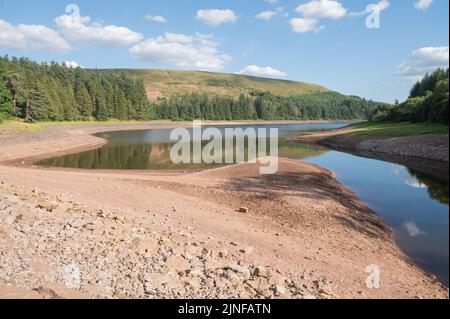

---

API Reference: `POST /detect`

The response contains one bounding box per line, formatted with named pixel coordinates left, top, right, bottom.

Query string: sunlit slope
left=120, top=69, right=330, bottom=100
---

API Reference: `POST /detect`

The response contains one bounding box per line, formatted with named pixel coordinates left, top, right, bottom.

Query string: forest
left=370, top=68, right=449, bottom=124
left=1, top=56, right=384, bottom=123
left=0, top=56, right=150, bottom=123
left=154, top=91, right=382, bottom=121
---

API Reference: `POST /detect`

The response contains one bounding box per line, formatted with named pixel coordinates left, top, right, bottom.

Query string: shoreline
left=0, top=122, right=447, bottom=299
left=287, top=126, right=449, bottom=179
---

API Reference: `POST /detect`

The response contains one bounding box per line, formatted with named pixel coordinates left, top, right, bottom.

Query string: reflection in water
left=407, top=169, right=449, bottom=205
left=39, top=139, right=328, bottom=170
left=38, top=124, right=334, bottom=170
left=305, top=152, right=449, bottom=286
left=403, top=221, right=426, bottom=237
left=37, top=123, right=449, bottom=286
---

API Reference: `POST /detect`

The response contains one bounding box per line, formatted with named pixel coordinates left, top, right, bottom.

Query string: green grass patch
left=348, top=122, right=449, bottom=138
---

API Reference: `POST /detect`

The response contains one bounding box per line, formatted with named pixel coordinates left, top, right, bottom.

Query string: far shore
left=0, top=122, right=447, bottom=299
left=287, top=123, right=449, bottom=179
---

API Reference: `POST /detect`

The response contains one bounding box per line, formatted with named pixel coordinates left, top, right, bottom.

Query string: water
left=37, top=123, right=449, bottom=285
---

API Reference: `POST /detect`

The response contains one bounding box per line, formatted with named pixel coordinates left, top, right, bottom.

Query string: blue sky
left=0, top=0, right=448, bottom=102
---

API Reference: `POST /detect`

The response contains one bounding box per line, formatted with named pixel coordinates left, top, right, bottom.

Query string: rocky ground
left=0, top=181, right=328, bottom=299
left=0, top=122, right=448, bottom=299
left=356, top=134, right=449, bottom=162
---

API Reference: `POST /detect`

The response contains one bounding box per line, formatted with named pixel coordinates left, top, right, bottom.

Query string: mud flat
left=0, top=122, right=447, bottom=299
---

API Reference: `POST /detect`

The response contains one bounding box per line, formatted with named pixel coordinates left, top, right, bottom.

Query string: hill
left=1, top=57, right=384, bottom=123
left=120, top=69, right=330, bottom=101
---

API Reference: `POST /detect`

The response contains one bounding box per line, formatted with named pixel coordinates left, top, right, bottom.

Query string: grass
left=119, top=69, right=330, bottom=99
left=347, top=122, right=449, bottom=138
left=0, top=118, right=272, bottom=133
left=0, top=119, right=160, bottom=133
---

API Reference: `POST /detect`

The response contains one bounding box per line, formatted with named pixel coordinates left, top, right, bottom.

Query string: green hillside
left=0, top=57, right=385, bottom=123
left=120, top=69, right=330, bottom=101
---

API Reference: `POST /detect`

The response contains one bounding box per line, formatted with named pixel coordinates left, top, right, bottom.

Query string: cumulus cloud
left=290, top=0, right=347, bottom=33
left=145, top=15, right=167, bottom=23
left=295, top=0, right=347, bottom=20
left=55, top=13, right=143, bottom=46
left=395, top=46, right=449, bottom=82
left=238, top=65, right=287, bottom=78
left=129, top=32, right=231, bottom=70
left=196, top=9, right=238, bottom=27
left=290, top=18, right=323, bottom=33
left=0, top=19, right=71, bottom=52
left=415, top=0, right=433, bottom=11
left=63, top=61, right=84, bottom=68
left=403, top=221, right=426, bottom=237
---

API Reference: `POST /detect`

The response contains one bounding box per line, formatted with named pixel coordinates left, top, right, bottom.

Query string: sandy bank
left=0, top=122, right=447, bottom=299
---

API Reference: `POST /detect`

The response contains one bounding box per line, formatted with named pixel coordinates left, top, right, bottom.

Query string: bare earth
left=0, top=122, right=447, bottom=299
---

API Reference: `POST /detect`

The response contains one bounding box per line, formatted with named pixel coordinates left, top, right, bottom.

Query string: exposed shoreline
left=287, top=127, right=449, bottom=179
left=0, top=122, right=447, bottom=299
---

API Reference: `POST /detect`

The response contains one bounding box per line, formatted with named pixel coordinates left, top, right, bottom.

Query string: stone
left=239, top=207, right=249, bottom=214
left=37, top=200, right=57, bottom=212
left=273, top=284, right=286, bottom=296
left=239, top=246, right=254, bottom=255
left=34, top=286, right=63, bottom=299
left=253, top=266, right=268, bottom=277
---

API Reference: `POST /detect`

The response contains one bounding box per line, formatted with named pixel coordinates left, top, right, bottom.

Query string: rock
left=239, top=246, right=254, bottom=255
left=227, top=264, right=251, bottom=280
left=218, top=249, right=228, bottom=258
left=34, top=286, right=63, bottom=299
left=273, top=284, right=286, bottom=296
left=37, top=200, right=57, bottom=212
left=303, top=294, right=317, bottom=300
left=253, top=266, right=268, bottom=278
left=239, top=207, right=249, bottom=214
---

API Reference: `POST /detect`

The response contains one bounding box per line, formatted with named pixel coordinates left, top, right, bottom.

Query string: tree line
left=0, top=56, right=151, bottom=123
left=1, top=56, right=385, bottom=123
left=370, top=68, right=449, bottom=124
left=154, top=91, right=383, bottom=121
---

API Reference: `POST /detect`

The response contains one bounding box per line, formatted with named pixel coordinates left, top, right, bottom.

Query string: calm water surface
left=38, top=123, right=449, bottom=285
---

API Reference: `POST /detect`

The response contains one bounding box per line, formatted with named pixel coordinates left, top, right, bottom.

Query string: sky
left=0, top=0, right=449, bottom=102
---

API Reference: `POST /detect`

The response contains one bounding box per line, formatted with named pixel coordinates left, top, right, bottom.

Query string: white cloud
left=145, top=15, right=167, bottom=23
left=129, top=33, right=230, bottom=70
left=403, top=221, right=426, bottom=237
left=256, top=6, right=284, bottom=21
left=63, top=61, right=84, bottom=68
left=415, top=0, right=433, bottom=11
left=256, top=11, right=278, bottom=21
left=265, top=0, right=278, bottom=5
left=238, top=65, right=287, bottom=78
left=295, top=0, right=347, bottom=20
left=411, top=47, right=449, bottom=67
left=196, top=9, right=238, bottom=27
left=0, top=19, right=71, bottom=53
left=290, top=1, right=347, bottom=33
left=395, top=46, right=449, bottom=82
left=55, top=13, right=143, bottom=46
left=290, top=18, right=323, bottom=33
